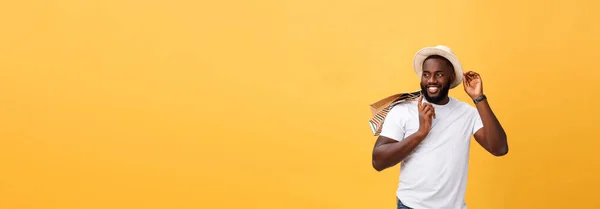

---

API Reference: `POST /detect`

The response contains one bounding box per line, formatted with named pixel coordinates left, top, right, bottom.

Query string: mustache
left=423, top=84, right=442, bottom=88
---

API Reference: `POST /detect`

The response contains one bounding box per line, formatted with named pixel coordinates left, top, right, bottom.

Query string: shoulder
left=450, top=97, right=475, bottom=109
left=385, top=101, right=415, bottom=120
left=389, top=100, right=417, bottom=114
left=450, top=97, right=480, bottom=117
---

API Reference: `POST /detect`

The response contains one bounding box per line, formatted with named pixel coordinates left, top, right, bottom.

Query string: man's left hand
left=463, top=71, right=483, bottom=100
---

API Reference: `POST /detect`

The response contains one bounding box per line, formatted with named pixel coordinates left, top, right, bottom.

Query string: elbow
left=372, top=161, right=384, bottom=172
left=371, top=156, right=386, bottom=172
left=492, top=150, right=508, bottom=157
left=491, top=135, right=509, bottom=157
left=492, top=145, right=509, bottom=157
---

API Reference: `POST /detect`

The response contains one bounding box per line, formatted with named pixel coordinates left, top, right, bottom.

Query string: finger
left=418, top=94, right=423, bottom=109
left=425, top=108, right=435, bottom=119
left=467, top=72, right=476, bottom=80
left=424, top=105, right=435, bottom=117
left=423, top=104, right=431, bottom=111
left=427, top=103, right=435, bottom=110
left=467, top=71, right=475, bottom=79
left=423, top=106, right=433, bottom=115
left=421, top=104, right=429, bottom=112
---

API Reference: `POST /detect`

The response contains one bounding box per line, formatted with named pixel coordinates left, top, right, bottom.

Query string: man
left=371, top=45, right=508, bottom=209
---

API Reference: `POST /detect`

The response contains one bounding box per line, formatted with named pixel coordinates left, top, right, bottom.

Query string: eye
left=436, top=73, right=443, bottom=77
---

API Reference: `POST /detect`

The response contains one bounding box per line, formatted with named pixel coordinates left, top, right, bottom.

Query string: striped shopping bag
left=368, top=90, right=421, bottom=136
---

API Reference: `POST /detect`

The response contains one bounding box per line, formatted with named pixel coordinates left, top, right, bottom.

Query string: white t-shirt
left=379, top=96, right=483, bottom=209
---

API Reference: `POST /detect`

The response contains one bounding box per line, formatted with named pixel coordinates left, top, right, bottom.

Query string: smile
left=427, top=86, right=440, bottom=94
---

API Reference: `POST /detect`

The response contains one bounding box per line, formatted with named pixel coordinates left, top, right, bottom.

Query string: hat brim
left=413, top=47, right=463, bottom=89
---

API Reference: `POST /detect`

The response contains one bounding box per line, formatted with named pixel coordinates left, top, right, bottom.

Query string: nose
left=427, top=74, right=437, bottom=84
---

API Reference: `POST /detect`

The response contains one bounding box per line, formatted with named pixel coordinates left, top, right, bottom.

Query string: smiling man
left=371, top=45, right=509, bottom=209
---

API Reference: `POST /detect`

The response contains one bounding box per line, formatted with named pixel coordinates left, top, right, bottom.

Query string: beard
left=420, top=83, right=450, bottom=104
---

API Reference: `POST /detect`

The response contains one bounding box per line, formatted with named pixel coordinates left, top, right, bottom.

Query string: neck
left=429, top=97, right=450, bottom=105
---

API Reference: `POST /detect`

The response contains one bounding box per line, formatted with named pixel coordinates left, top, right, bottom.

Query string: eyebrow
left=423, top=70, right=446, bottom=73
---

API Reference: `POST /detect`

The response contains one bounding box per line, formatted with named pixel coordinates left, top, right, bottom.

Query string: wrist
left=472, top=94, right=487, bottom=104
left=415, top=129, right=429, bottom=138
left=470, top=93, right=484, bottom=100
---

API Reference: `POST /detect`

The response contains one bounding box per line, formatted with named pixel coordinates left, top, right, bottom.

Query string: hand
left=463, top=71, right=483, bottom=100
left=417, top=95, right=435, bottom=135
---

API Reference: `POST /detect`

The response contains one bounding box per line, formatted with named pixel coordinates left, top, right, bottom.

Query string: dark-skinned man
left=371, top=45, right=508, bottom=209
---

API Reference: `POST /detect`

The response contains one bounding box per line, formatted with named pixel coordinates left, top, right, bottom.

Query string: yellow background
left=1, top=0, right=599, bottom=208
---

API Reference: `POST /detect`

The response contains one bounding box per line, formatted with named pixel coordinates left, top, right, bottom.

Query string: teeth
left=428, top=87, right=439, bottom=91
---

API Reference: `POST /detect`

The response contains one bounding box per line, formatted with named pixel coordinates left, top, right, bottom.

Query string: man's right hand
left=417, top=95, right=435, bottom=135
left=372, top=94, right=435, bottom=172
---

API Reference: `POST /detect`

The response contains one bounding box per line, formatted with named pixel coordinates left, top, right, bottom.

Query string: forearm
left=475, top=99, right=508, bottom=155
left=372, top=132, right=427, bottom=171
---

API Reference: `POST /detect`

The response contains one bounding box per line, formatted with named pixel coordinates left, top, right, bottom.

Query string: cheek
left=432, top=79, right=446, bottom=87
left=443, top=76, right=453, bottom=85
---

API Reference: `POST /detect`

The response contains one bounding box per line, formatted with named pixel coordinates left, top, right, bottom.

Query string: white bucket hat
left=413, top=45, right=463, bottom=89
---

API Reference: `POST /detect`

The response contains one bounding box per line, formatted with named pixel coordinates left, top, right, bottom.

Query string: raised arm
left=463, top=71, right=508, bottom=156
left=372, top=95, right=435, bottom=171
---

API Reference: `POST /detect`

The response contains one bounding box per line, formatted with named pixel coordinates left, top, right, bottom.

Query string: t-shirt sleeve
left=379, top=106, right=406, bottom=141
left=472, top=108, right=484, bottom=135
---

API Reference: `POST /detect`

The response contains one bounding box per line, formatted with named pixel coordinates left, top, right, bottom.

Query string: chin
left=427, top=93, right=439, bottom=98
left=425, top=93, right=442, bottom=101
left=424, top=94, right=444, bottom=103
